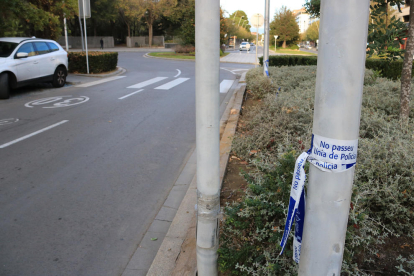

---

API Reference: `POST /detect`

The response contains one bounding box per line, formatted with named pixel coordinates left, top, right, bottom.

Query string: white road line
left=154, top=78, right=190, bottom=90
left=76, top=76, right=126, bottom=88
left=220, top=80, right=235, bottom=93
left=118, top=89, right=144, bottom=100
left=231, top=69, right=249, bottom=72
left=174, top=69, right=181, bottom=77
left=220, top=67, right=237, bottom=75
left=0, top=120, right=69, bottom=149
left=127, top=77, right=168, bottom=89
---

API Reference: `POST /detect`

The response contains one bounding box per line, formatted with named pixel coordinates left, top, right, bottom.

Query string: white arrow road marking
left=220, top=80, right=235, bottom=93
left=76, top=76, right=126, bottom=88
left=119, top=89, right=144, bottom=100
left=174, top=69, right=181, bottom=77
left=0, top=120, right=69, bottom=149
left=154, top=78, right=190, bottom=90
left=127, top=77, right=168, bottom=89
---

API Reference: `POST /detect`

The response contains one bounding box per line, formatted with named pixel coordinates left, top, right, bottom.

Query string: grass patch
left=148, top=52, right=195, bottom=59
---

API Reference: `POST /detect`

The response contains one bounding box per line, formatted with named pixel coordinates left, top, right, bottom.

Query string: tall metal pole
left=195, top=0, right=220, bottom=275
left=78, top=9, right=85, bottom=51
left=298, top=0, right=370, bottom=275
left=255, top=15, right=259, bottom=68
left=64, top=16, right=69, bottom=52
left=82, top=0, right=89, bottom=74
left=263, top=0, right=270, bottom=76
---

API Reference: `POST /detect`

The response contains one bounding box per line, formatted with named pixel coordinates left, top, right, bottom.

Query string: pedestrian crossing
left=127, top=77, right=168, bottom=89
left=77, top=75, right=236, bottom=96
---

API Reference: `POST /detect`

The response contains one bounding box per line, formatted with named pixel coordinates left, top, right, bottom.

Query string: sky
left=220, top=0, right=307, bottom=33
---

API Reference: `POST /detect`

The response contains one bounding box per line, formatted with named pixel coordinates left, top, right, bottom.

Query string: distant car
left=250, top=43, right=255, bottom=47
left=239, top=42, right=251, bottom=51
left=0, top=37, right=68, bottom=99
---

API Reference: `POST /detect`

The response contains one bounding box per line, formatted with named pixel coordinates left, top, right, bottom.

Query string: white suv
left=239, top=42, right=251, bottom=51
left=0, top=37, right=68, bottom=99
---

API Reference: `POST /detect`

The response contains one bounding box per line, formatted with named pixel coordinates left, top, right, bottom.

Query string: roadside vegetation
left=218, top=66, right=413, bottom=275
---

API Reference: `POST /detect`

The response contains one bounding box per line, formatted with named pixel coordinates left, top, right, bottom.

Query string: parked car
left=0, top=37, right=68, bottom=99
left=239, top=42, right=251, bottom=51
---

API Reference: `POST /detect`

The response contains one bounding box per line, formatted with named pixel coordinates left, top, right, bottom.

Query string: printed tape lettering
left=279, top=134, right=359, bottom=263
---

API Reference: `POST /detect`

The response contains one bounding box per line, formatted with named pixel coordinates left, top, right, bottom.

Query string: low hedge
left=68, top=52, right=118, bottom=74
left=259, top=55, right=414, bottom=80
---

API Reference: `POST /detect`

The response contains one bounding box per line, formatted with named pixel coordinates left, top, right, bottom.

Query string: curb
left=146, top=83, right=246, bottom=276
left=66, top=66, right=126, bottom=85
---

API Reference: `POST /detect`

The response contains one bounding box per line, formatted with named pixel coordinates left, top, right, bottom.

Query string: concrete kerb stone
left=66, top=66, right=126, bottom=85
left=147, top=82, right=247, bottom=276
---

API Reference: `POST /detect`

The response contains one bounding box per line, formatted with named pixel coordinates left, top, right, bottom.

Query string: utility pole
left=263, top=0, right=270, bottom=76
left=82, top=0, right=89, bottom=74
left=64, top=16, right=69, bottom=52
left=297, top=0, right=370, bottom=275
left=195, top=0, right=220, bottom=275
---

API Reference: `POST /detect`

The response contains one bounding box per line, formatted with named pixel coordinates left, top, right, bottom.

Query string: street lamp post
left=274, top=35, right=278, bottom=52
left=238, top=16, right=244, bottom=26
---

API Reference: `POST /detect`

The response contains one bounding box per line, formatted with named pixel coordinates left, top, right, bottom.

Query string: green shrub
left=259, top=56, right=414, bottom=80
left=259, top=56, right=318, bottom=67
left=68, top=52, right=118, bottom=74
left=175, top=45, right=195, bottom=54
left=219, top=66, right=414, bottom=275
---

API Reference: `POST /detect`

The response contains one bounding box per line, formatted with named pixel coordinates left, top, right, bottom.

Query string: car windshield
left=241, top=42, right=248, bottom=45
left=0, top=42, right=19, bottom=57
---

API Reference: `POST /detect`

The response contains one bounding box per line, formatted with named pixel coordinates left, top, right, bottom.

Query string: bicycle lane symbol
left=25, top=96, right=90, bottom=109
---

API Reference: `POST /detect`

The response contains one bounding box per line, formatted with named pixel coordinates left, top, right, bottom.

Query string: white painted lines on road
left=119, top=89, right=144, bottom=100
left=220, top=80, right=235, bottom=93
left=0, top=120, right=69, bottom=149
left=127, top=77, right=168, bottom=89
left=154, top=78, right=190, bottom=90
left=220, top=67, right=237, bottom=75
left=174, top=69, right=181, bottom=78
left=76, top=76, right=126, bottom=88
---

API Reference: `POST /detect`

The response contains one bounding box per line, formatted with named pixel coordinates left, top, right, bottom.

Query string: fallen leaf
left=151, top=238, right=158, bottom=241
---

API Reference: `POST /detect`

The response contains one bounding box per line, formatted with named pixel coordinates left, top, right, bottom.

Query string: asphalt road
left=0, top=52, right=253, bottom=276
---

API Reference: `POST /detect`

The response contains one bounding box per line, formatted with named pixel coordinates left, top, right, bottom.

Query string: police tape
left=279, top=134, right=359, bottom=263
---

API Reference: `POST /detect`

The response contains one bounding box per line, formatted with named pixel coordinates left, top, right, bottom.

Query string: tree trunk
left=400, top=0, right=414, bottom=123
left=148, top=11, right=153, bottom=48
left=282, top=40, right=287, bottom=48
left=127, top=23, right=131, bottom=38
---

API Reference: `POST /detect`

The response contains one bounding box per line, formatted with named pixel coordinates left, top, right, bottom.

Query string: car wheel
left=52, top=66, right=67, bottom=88
left=0, top=73, right=10, bottom=100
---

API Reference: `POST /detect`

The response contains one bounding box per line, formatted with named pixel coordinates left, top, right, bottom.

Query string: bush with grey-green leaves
left=219, top=66, right=414, bottom=275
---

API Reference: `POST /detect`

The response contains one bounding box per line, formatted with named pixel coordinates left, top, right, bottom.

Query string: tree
left=400, top=0, right=413, bottom=123
left=135, top=0, right=175, bottom=47
left=367, top=0, right=407, bottom=60
left=118, top=0, right=142, bottom=38
left=0, top=0, right=78, bottom=39
left=91, top=0, right=118, bottom=36
left=304, top=0, right=321, bottom=18
left=306, top=20, right=319, bottom=41
left=269, top=6, right=300, bottom=48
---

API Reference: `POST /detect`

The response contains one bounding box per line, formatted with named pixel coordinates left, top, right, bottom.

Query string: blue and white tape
left=265, top=59, right=270, bottom=77
left=279, top=134, right=359, bottom=263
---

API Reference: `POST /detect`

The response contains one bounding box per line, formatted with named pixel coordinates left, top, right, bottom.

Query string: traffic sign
left=251, top=13, right=264, bottom=28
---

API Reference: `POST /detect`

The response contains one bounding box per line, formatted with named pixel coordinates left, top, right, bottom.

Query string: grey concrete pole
left=195, top=0, right=220, bottom=275
left=263, top=0, right=270, bottom=76
left=298, top=0, right=370, bottom=275
left=64, top=17, right=69, bottom=52
left=78, top=8, right=85, bottom=51
left=82, top=0, right=89, bottom=74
